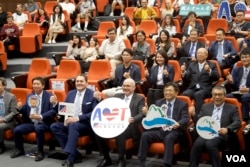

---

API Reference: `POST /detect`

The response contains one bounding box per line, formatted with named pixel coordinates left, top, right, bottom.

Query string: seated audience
left=50, top=74, right=99, bottom=167
left=110, top=0, right=125, bottom=16
left=133, top=0, right=158, bottom=25
left=12, top=3, right=28, bottom=30
left=58, top=0, right=76, bottom=19
left=102, top=48, right=141, bottom=97
left=160, top=0, right=174, bottom=19
left=80, top=37, right=98, bottom=72
left=176, top=29, right=205, bottom=65
left=0, top=4, right=7, bottom=32
left=0, top=15, right=20, bottom=53
left=182, top=11, right=204, bottom=43
left=189, top=86, right=241, bottom=167
left=0, top=77, right=18, bottom=154
left=132, top=30, right=150, bottom=65
left=229, top=10, right=250, bottom=46
left=138, top=82, right=189, bottom=167
left=34, top=8, right=49, bottom=32
left=208, top=28, right=236, bottom=70
left=96, top=78, right=145, bottom=167
left=117, top=15, right=134, bottom=40
left=10, top=77, right=55, bottom=162
left=158, top=14, right=176, bottom=38
left=47, top=5, right=65, bottom=44
left=62, top=35, right=85, bottom=60
left=239, top=27, right=250, bottom=54
left=98, top=28, right=126, bottom=74
left=226, top=48, right=250, bottom=123
left=155, top=30, right=174, bottom=59
left=23, top=0, right=38, bottom=19
left=181, top=48, right=219, bottom=114
left=146, top=50, right=174, bottom=106
left=72, top=0, right=96, bottom=32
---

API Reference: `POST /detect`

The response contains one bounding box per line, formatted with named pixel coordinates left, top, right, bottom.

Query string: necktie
left=75, top=93, right=82, bottom=116
left=217, top=43, right=223, bottom=64
left=189, top=42, right=195, bottom=57
left=36, top=95, right=41, bottom=114
left=166, top=103, right=172, bottom=118
left=0, top=96, right=3, bottom=102
left=241, top=68, right=249, bottom=87
left=0, top=96, right=4, bottom=117
left=244, top=68, right=249, bottom=79
left=212, top=107, right=220, bottom=122
left=199, top=64, right=203, bottom=72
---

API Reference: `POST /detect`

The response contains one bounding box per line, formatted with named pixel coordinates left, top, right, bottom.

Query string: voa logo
left=226, top=155, right=247, bottom=163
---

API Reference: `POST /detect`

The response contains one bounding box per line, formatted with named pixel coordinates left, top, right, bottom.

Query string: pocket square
left=86, top=102, right=92, bottom=105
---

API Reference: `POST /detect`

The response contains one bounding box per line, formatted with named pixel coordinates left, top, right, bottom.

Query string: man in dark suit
left=0, top=77, right=18, bottom=154
left=50, top=74, right=98, bottom=167
left=181, top=48, right=219, bottom=114
left=138, top=82, right=189, bottom=167
left=208, top=28, right=236, bottom=69
left=176, top=29, right=205, bottom=66
left=96, top=78, right=145, bottom=167
left=102, top=48, right=141, bottom=97
left=10, top=77, right=54, bottom=161
left=226, top=48, right=250, bottom=123
left=189, top=86, right=241, bottom=167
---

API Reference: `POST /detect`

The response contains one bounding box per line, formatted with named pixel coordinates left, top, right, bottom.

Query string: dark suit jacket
left=195, top=102, right=241, bottom=142
left=147, top=64, right=174, bottom=88
left=208, top=40, right=236, bottom=66
left=64, top=88, right=97, bottom=122
left=115, top=93, right=145, bottom=141
left=2, top=92, right=18, bottom=126
left=113, top=63, right=141, bottom=87
left=156, top=98, right=189, bottom=131
left=231, top=66, right=250, bottom=91
left=182, top=21, right=204, bottom=37
left=20, top=90, right=54, bottom=124
left=183, top=61, right=220, bottom=90
left=177, top=41, right=205, bottom=59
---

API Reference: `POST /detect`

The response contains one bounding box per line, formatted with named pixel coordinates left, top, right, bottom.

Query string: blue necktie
left=217, top=43, right=223, bottom=64
left=189, top=42, right=195, bottom=57
left=166, top=103, right=172, bottom=118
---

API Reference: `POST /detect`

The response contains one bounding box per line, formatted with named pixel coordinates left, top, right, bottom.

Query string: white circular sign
left=91, top=97, right=131, bottom=138
left=196, top=116, right=220, bottom=140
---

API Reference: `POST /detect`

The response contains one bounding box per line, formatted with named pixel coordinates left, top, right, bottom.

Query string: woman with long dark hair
left=62, top=34, right=84, bottom=60
left=117, top=15, right=134, bottom=39
left=156, top=30, right=174, bottom=58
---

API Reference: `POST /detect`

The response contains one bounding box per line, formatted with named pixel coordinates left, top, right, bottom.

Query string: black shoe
left=74, top=154, right=83, bottom=163
left=97, top=158, right=112, bottom=167
left=62, top=160, right=74, bottom=167
left=118, top=159, right=126, bottom=167
left=164, top=163, right=171, bottom=167
left=0, top=144, right=6, bottom=154
left=35, top=151, right=44, bottom=161
left=10, top=149, right=25, bottom=158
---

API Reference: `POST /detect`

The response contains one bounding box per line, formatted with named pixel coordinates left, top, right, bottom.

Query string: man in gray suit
left=0, top=77, right=18, bottom=154
left=96, top=78, right=145, bottom=167
left=189, top=86, right=241, bottom=167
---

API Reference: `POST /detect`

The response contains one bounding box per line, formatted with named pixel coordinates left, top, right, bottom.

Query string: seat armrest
left=67, top=78, right=76, bottom=90
left=98, top=78, right=113, bottom=90
left=11, top=74, right=28, bottom=88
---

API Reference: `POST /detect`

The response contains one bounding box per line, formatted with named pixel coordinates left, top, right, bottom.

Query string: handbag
left=44, top=32, right=49, bottom=43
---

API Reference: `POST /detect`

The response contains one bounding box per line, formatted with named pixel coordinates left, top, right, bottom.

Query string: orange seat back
left=57, top=60, right=81, bottom=79
left=47, top=90, right=66, bottom=102
left=44, top=1, right=58, bottom=16
left=168, top=60, right=182, bottom=82
left=88, top=60, right=112, bottom=81
left=95, top=21, right=116, bottom=37
left=131, top=60, right=146, bottom=81
left=138, top=20, right=158, bottom=37
left=206, top=18, right=228, bottom=34
left=124, top=7, right=135, bottom=20
left=10, top=88, right=32, bottom=104
left=22, top=23, right=40, bottom=36
left=27, top=58, right=51, bottom=89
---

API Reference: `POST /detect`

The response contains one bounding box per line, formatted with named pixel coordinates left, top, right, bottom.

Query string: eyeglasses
left=212, top=93, right=224, bottom=97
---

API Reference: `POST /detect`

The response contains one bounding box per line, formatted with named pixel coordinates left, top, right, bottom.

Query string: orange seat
left=168, top=60, right=182, bottom=83
left=206, top=18, right=228, bottom=34
left=108, top=138, right=134, bottom=150
left=23, top=131, right=53, bottom=143
left=0, top=41, right=7, bottom=71
left=145, top=38, right=156, bottom=55
left=87, top=60, right=112, bottom=91
left=138, top=20, right=158, bottom=38
left=92, top=21, right=116, bottom=40
left=131, top=60, right=146, bottom=94
left=44, top=1, right=58, bottom=16
left=49, top=60, right=81, bottom=93
left=208, top=59, right=224, bottom=86
left=12, top=58, right=51, bottom=89
left=170, top=38, right=180, bottom=56
left=4, top=129, right=14, bottom=140
left=77, top=135, right=91, bottom=147
left=96, top=0, right=109, bottom=15
left=124, top=7, right=135, bottom=21
left=173, top=19, right=181, bottom=33
left=46, top=90, right=67, bottom=102
left=19, top=23, right=42, bottom=54
left=123, top=38, right=132, bottom=49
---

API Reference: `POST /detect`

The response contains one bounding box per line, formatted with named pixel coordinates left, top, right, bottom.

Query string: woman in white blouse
left=47, top=5, right=65, bottom=44
left=117, top=15, right=134, bottom=39
left=158, top=14, right=176, bottom=37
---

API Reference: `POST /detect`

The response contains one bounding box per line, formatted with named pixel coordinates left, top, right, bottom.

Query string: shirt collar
left=214, top=103, right=224, bottom=110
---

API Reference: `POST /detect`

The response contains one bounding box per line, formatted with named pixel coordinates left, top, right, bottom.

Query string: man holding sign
left=0, top=77, right=18, bottom=154
left=50, top=74, right=98, bottom=167
left=138, top=82, right=189, bottom=167
left=10, top=77, right=55, bottom=161
left=189, top=86, right=241, bottom=167
left=94, top=78, right=145, bottom=167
